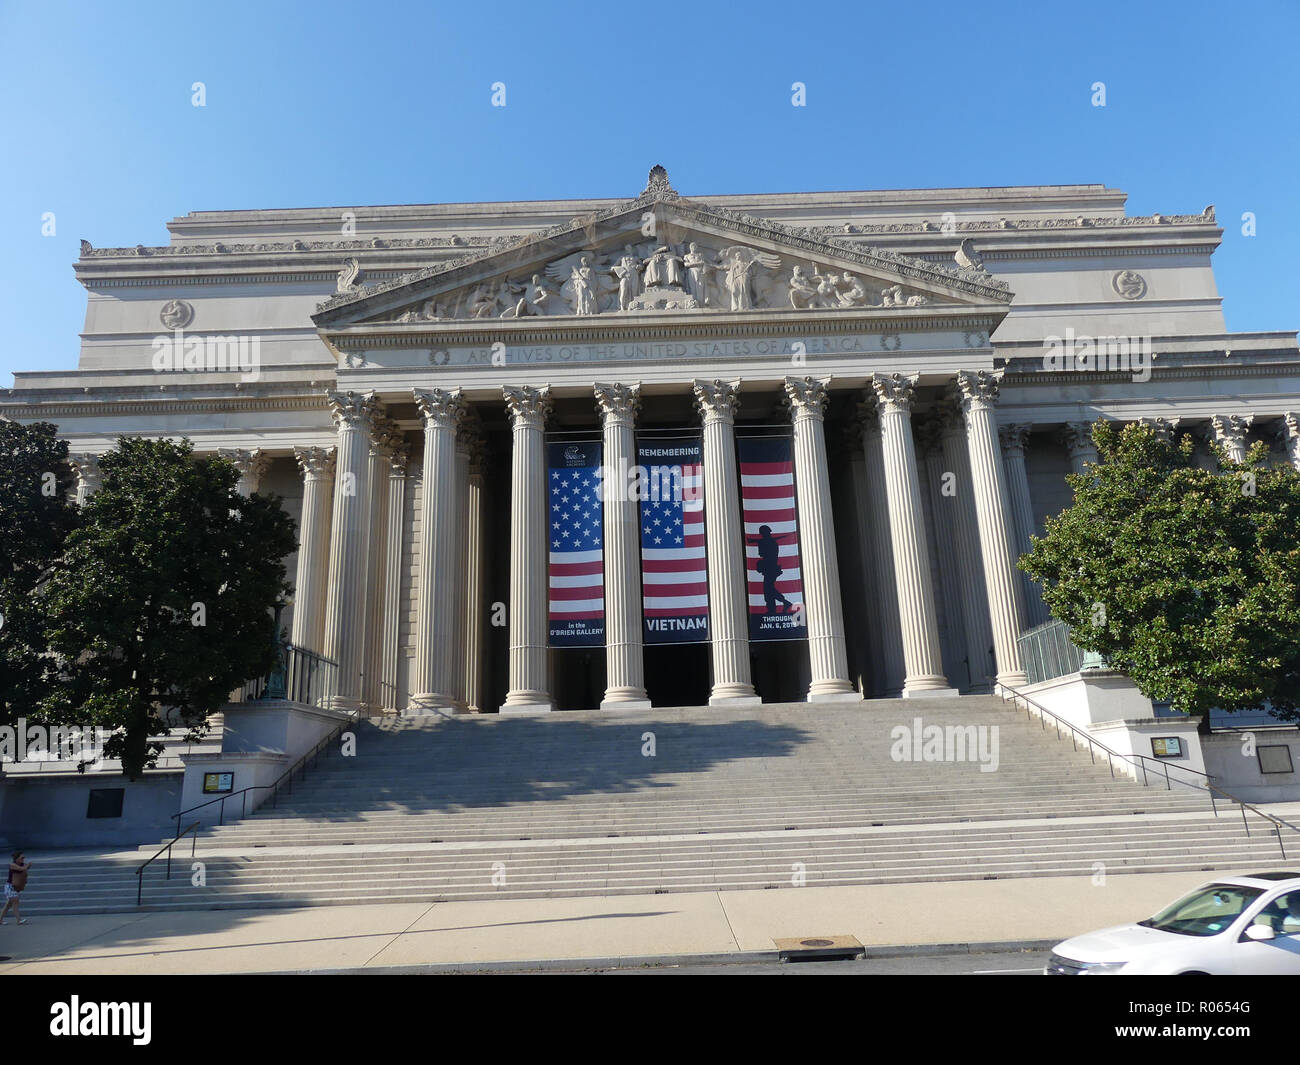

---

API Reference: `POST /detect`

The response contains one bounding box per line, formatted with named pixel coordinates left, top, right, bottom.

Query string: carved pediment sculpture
left=315, top=169, right=1011, bottom=330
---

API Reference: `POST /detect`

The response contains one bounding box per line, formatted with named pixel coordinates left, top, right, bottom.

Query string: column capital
left=870, top=372, right=918, bottom=413
left=693, top=378, right=741, bottom=423
left=998, top=423, right=1032, bottom=458
left=1138, top=416, right=1182, bottom=444
left=1211, top=413, right=1253, bottom=447
left=841, top=415, right=865, bottom=452
left=1283, top=412, right=1300, bottom=439
left=384, top=431, right=411, bottom=473
left=502, top=384, right=551, bottom=429
left=219, top=447, right=273, bottom=484
left=68, top=452, right=101, bottom=481
left=326, top=390, right=380, bottom=430
left=593, top=382, right=642, bottom=426
left=954, top=368, right=1003, bottom=410
left=783, top=376, right=831, bottom=420
left=293, top=445, right=336, bottom=479
left=415, top=387, right=466, bottom=430
left=1059, top=421, right=1097, bottom=459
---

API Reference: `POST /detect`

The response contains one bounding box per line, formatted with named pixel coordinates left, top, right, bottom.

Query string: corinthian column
left=998, top=423, right=1048, bottom=627
left=322, top=391, right=378, bottom=711
left=291, top=446, right=336, bottom=654
left=409, top=388, right=465, bottom=712
left=694, top=379, right=759, bottom=706
left=449, top=419, right=473, bottom=707
left=1278, top=414, right=1300, bottom=471
left=857, top=406, right=906, bottom=696
left=937, top=401, right=995, bottom=692
left=869, top=374, right=956, bottom=697
left=500, top=385, right=555, bottom=715
left=378, top=434, right=409, bottom=713
left=917, top=416, right=964, bottom=682
left=784, top=376, right=857, bottom=702
left=956, top=370, right=1029, bottom=688
left=219, top=448, right=272, bottom=496
left=1211, top=414, right=1254, bottom=464
left=595, top=382, right=651, bottom=710
left=361, top=418, right=397, bottom=712
left=464, top=438, right=489, bottom=713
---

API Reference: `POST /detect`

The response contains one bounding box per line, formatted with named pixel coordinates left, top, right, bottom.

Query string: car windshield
left=1139, top=884, right=1265, bottom=937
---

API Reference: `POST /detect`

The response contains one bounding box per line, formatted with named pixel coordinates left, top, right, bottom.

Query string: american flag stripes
left=547, top=440, right=605, bottom=646
left=637, top=437, right=709, bottom=644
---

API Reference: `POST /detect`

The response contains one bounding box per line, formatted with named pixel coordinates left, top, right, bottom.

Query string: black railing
left=136, top=821, right=201, bottom=906
left=167, top=708, right=358, bottom=834
left=995, top=681, right=1300, bottom=859
left=238, top=644, right=339, bottom=707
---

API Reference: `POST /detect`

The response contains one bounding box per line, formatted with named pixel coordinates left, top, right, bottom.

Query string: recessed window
left=86, top=788, right=124, bottom=819
left=1258, top=746, right=1295, bottom=775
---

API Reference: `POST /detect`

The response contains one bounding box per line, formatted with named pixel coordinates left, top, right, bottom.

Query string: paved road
left=481, top=950, right=1052, bottom=975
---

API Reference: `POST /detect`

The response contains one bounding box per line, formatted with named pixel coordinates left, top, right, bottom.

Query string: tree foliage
left=1020, top=420, right=1300, bottom=718
left=39, top=437, right=296, bottom=778
left=0, top=420, right=78, bottom=724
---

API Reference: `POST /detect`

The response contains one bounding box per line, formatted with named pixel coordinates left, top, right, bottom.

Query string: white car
left=1047, top=871, right=1300, bottom=975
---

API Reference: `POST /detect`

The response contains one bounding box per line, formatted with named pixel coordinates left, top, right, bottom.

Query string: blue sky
left=2, top=0, right=1297, bottom=380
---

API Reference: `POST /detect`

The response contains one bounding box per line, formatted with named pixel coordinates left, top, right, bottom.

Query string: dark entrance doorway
left=644, top=642, right=710, bottom=708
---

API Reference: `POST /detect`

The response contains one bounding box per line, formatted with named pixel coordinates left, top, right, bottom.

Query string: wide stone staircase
left=21, top=697, right=1289, bottom=914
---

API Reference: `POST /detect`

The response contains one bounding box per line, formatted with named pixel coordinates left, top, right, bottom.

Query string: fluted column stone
left=322, top=391, right=379, bottom=712
left=1279, top=414, right=1300, bottom=471
left=464, top=439, right=489, bottom=713
left=784, top=376, right=857, bottom=702
left=291, top=446, right=336, bottom=655
left=937, top=402, right=996, bottom=692
left=595, top=383, right=651, bottom=710
left=694, top=379, right=759, bottom=706
left=998, top=423, right=1049, bottom=627
left=409, top=388, right=465, bottom=712
left=500, top=385, right=555, bottom=715
left=957, top=370, right=1029, bottom=688
left=870, top=373, right=957, bottom=697
left=378, top=436, right=409, bottom=713
left=69, top=453, right=101, bottom=505
left=857, top=406, right=907, bottom=696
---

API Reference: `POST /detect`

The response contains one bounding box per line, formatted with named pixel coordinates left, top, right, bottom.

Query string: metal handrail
left=168, top=709, right=358, bottom=832
left=995, top=681, right=1300, bottom=859
left=136, top=820, right=201, bottom=906
left=994, top=681, right=1214, bottom=789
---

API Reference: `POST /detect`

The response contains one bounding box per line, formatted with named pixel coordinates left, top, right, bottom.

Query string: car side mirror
left=1245, top=924, right=1276, bottom=942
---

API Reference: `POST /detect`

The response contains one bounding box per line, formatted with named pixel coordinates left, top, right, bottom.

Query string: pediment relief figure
left=366, top=235, right=943, bottom=326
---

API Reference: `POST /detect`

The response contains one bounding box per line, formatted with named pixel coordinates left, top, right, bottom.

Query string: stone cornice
left=326, top=304, right=1008, bottom=353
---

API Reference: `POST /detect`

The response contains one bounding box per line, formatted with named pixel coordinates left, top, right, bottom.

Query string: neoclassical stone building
left=8, top=167, right=1299, bottom=720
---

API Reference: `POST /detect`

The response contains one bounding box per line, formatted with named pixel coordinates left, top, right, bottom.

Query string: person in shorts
left=1, top=851, right=31, bottom=925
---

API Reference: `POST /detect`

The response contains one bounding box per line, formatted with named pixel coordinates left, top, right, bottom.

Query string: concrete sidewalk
left=0, top=869, right=1237, bottom=974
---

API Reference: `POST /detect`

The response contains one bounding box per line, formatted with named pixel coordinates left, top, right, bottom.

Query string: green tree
left=40, top=437, right=297, bottom=778
left=1020, top=420, right=1300, bottom=718
left=0, top=420, right=78, bottom=725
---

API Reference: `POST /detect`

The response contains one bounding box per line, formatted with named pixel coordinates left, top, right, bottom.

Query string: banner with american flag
left=637, top=437, right=709, bottom=645
left=738, top=435, right=806, bottom=642
left=547, top=440, right=604, bottom=647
